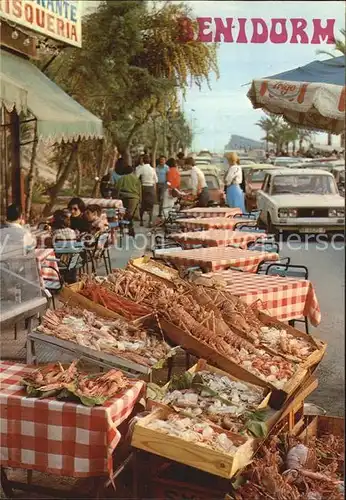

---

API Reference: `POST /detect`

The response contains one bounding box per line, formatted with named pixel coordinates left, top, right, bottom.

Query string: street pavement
left=278, top=235, right=345, bottom=416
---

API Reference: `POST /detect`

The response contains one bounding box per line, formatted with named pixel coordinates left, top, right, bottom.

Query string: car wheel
left=267, top=214, right=278, bottom=240
left=257, top=213, right=266, bottom=229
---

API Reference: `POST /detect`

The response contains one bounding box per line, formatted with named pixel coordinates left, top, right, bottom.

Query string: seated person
left=0, top=204, right=36, bottom=258
left=51, top=210, right=77, bottom=245
left=67, top=197, right=89, bottom=234
left=84, top=204, right=109, bottom=235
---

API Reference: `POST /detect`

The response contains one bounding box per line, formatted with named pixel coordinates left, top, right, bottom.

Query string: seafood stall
left=27, top=306, right=178, bottom=379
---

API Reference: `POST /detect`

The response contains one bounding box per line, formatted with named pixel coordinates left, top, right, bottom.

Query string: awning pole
left=10, top=109, right=22, bottom=211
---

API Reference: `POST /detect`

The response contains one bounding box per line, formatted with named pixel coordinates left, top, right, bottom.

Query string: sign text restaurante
left=0, top=0, right=82, bottom=47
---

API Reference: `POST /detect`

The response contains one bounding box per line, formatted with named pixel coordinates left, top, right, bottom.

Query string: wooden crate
left=131, top=406, right=254, bottom=479
left=129, top=257, right=184, bottom=288
left=230, top=310, right=326, bottom=371
left=59, top=282, right=152, bottom=325
left=148, top=358, right=272, bottom=412
left=295, top=415, right=344, bottom=473
left=159, top=317, right=308, bottom=405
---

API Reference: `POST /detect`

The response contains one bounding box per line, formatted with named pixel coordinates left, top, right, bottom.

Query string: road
left=279, top=236, right=345, bottom=415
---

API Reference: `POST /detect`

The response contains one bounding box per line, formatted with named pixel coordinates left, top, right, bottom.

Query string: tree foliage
left=36, top=0, right=218, bottom=209
left=256, top=115, right=312, bottom=153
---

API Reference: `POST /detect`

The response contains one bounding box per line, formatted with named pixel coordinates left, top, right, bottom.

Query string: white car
left=256, top=168, right=345, bottom=235
left=273, top=157, right=303, bottom=167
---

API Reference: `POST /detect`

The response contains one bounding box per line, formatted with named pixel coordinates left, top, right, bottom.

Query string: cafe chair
left=247, top=241, right=280, bottom=253
left=40, top=265, right=64, bottom=309
left=86, top=231, right=112, bottom=275
left=256, top=256, right=291, bottom=275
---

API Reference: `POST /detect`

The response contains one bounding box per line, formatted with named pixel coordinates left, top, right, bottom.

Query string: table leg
left=132, top=450, right=138, bottom=500
left=1, top=467, right=14, bottom=499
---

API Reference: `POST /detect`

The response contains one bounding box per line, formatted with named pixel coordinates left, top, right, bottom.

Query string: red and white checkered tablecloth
left=162, top=246, right=279, bottom=273
left=181, top=207, right=241, bottom=218
left=177, top=217, right=251, bottom=231
left=35, top=249, right=60, bottom=286
left=0, top=361, right=145, bottom=478
left=82, top=198, right=123, bottom=209
left=171, top=229, right=267, bottom=249
left=204, top=270, right=321, bottom=326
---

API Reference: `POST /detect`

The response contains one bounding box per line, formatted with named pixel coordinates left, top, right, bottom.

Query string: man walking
left=156, top=155, right=169, bottom=218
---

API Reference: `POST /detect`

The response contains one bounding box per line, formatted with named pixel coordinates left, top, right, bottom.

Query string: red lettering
left=236, top=18, right=248, bottom=43
left=24, top=3, right=33, bottom=23
left=56, top=18, right=64, bottom=36
left=66, top=21, right=70, bottom=38
left=197, top=17, right=213, bottom=42
left=71, top=25, right=77, bottom=42
left=214, top=17, right=233, bottom=43
left=35, top=8, right=45, bottom=28
left=311, top=19, right=335, bottom=44
left=290, top=18, right=309, bottom=44
left=12, top=0, right=22, bottom=18
left=251, top=18, right=268, bottom=43
left=46, top=13, right=54, bottom=32
left=270, top=19, right=288, bottom=43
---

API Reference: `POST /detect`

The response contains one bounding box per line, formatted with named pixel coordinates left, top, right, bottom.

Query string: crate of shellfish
left=228, top=310, right=326, bottom=372
left=131, top=406, right=255, bottom=479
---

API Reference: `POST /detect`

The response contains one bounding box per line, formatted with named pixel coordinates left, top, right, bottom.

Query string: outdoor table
left=204, top=269, right=321, bottom=326
left=177, top=217, right=251, bottom=231
left=0, top=360, right=145, bottom=480
left=170, top=229, right=268, bottom=249
left=180, top=207, right=241, bottom=218
left=35, top=249, right=60, bottom=287
left=161, top=246, right=279, bottom=273
left=82, top=198, right=124, bottom=209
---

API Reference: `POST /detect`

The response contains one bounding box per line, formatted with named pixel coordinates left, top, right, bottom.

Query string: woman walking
left=224, top=152, right=245, bottom=213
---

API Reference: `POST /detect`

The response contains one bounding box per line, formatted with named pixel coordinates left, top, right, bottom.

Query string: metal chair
left=53, top=243, right=87, bottom=282
left=265, top=263, right=310, bottom=334
left=40, top=265, right=64, bottom=309
left=234, top=223, right=262, bottom=232
left=86, top=231, right=112, bottom=275
left=233, top=213, right=257, bottom=220
left=248, top=241, right=280, bottom=253
left=256, top=256, right=291, bottom=274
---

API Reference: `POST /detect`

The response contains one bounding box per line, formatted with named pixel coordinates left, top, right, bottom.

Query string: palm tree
left=317, top=28, right=345, bottom=58
left=317, top=29, right=345, bottom=148
left=256, top=115, right=281, bottom=151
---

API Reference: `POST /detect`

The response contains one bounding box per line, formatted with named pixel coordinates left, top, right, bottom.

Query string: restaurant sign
left=0, top=0, right=82, bottom=48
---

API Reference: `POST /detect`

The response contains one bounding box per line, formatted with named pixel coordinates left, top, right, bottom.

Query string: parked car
left=273, top=157, right=305, bottom=167
left=332, top=166, right=345, bottom=197
left=256, top=168, right=345, bottom=235
left=180, top=169, right=225, bottom=205
left=244, top=164, right=278, bottom=211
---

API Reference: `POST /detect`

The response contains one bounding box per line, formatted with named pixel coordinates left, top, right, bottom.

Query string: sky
left=83, top=1, right=345, bottom=152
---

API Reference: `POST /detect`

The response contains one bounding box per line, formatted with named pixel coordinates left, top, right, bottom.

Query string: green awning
left=0, top=49, right=103, bottom=143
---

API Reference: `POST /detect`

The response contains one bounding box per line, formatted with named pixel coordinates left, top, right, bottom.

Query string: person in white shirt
left=136, top=154, right=158, bottom=227
left=224, top=152, right=245, bottom=212
left=0, top=204, right=36, bottom=260
left=184, top=157, right=210, bottom=207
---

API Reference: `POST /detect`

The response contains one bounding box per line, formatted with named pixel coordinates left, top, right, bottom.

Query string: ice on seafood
left=145, top=413, right=239, bottom=454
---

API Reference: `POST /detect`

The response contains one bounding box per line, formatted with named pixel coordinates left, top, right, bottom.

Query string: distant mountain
left=225, top=135, right=265, bottom=151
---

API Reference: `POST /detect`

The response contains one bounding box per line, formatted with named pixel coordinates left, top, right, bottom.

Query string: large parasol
left=247, top=56, right=345, bottom=134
